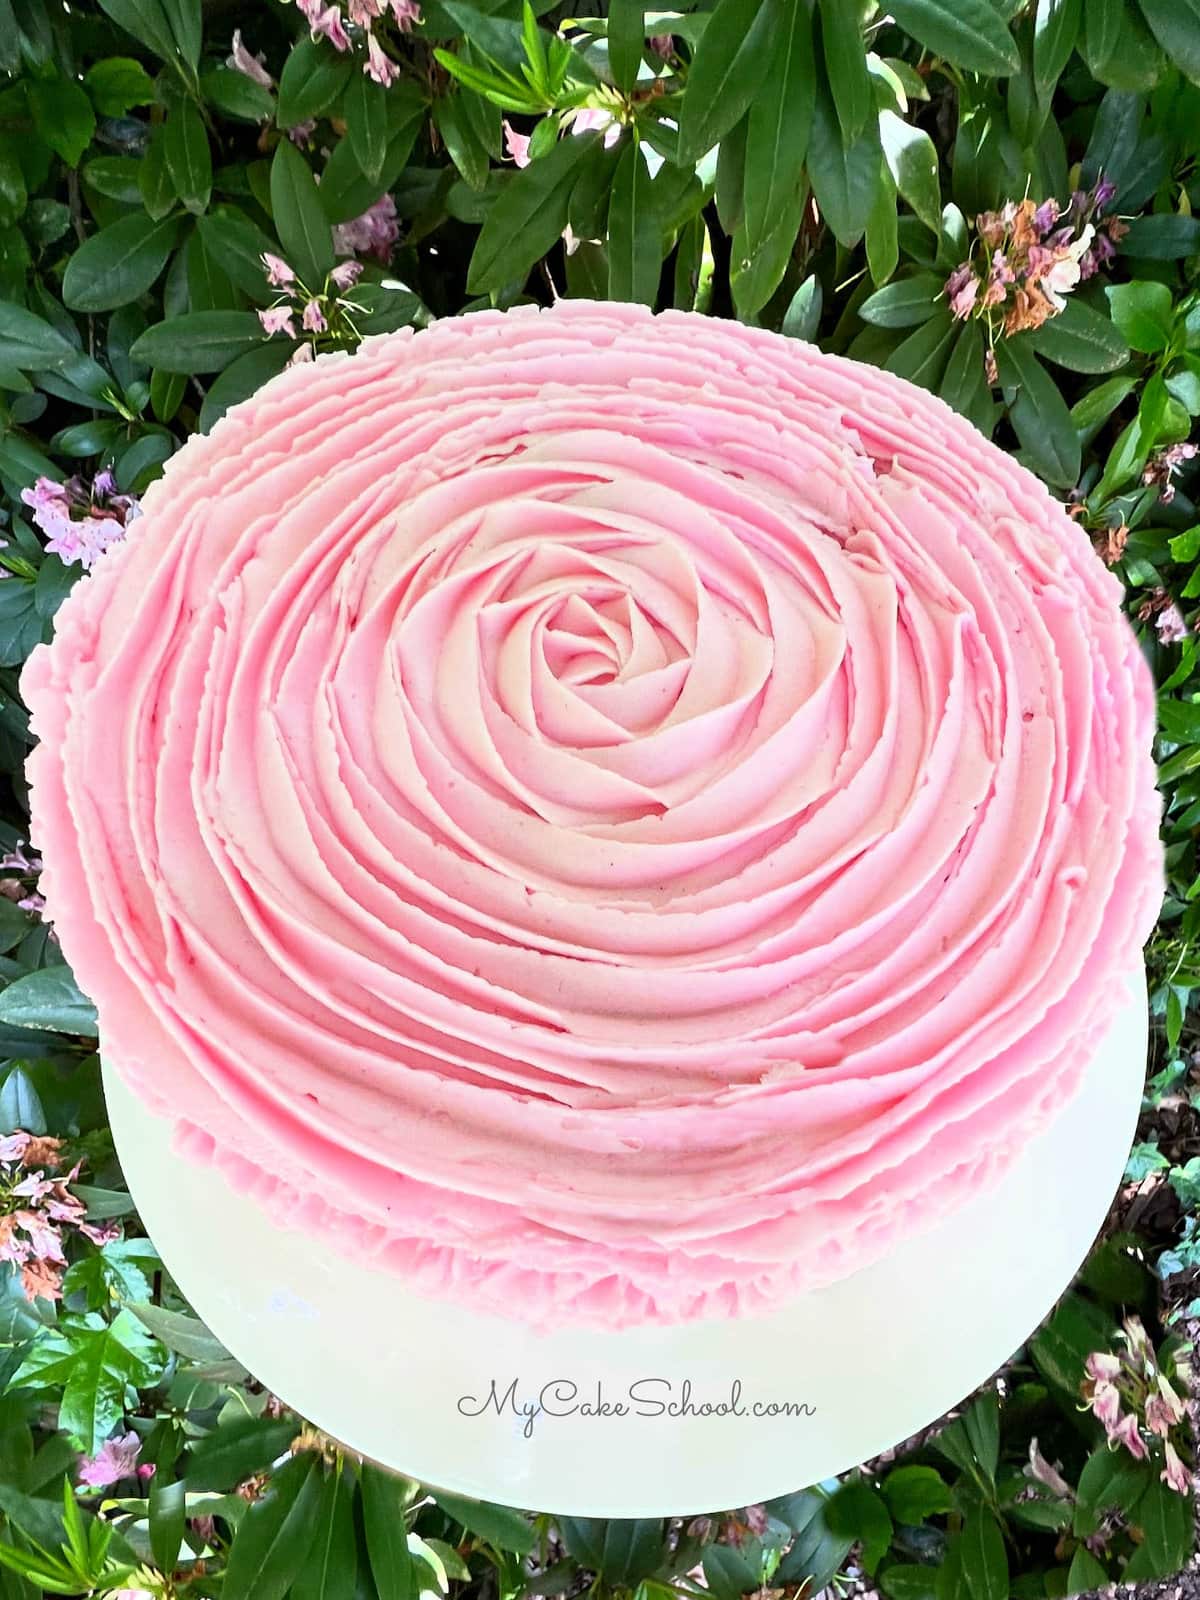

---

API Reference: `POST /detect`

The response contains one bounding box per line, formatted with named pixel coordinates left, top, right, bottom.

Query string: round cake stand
left=103, top=969, right=1147, bottom=1518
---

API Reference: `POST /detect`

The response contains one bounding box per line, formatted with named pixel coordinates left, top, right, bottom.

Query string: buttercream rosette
left=23, top=301, right=1162, bottom=1328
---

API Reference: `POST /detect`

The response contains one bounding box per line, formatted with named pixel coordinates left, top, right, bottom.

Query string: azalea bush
left=0, top=0, right=1198, bottom=1595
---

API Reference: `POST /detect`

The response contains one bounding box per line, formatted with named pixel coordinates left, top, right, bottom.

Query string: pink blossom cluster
left=1136, top=586, right=1195, bottom=645
left=0, top=838, right=46, bottom=918
left=77, top=1429, right=155, bottom=1490
left=258, top=252, right=367, bottom=362
left=1142, top=441, right=1198, bottom=506
left=1081, top=1316, right=1192, bottom=1495
left=0, top=1131, right=118, bottom=1304
left=291, top=0, right=421, bottom=87
left=331, top=193, right=400, bottom=263
left=944, top=178, right=1125, bottom=380
left=20, top=471, right=140, bottom=572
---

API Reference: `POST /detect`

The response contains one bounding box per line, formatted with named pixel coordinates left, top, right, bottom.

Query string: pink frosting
left=22, top=301, right=1162, bottom=1328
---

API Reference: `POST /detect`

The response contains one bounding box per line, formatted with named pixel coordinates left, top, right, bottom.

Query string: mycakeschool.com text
left=456, top=1379, right=817, bottom=1438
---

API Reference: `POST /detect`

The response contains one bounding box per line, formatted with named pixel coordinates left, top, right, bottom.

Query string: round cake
left=22, top=301, right=1162, bottom=1328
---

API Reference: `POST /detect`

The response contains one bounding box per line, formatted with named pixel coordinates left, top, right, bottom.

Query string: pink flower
left=229, top=30, right=274, bottom=89
left=945, top=264, right=978, bottom=319
left=76, top=516, right=125, bottom=570
left=137, top=1461, right=157, bottom=1481
left=1032, top=198, right=1060, bottom=235
left=1155, top=602, right=1188, bottom=644
left=299, top=0, right=351, bottom=50
left=1146, top=1393, right=1175, bottom=1437
left=365, top=32, right=400, bottom=84
left=332, top=193, right=399, bottom=262
left=262, top=253, right=296, bottom=288
left=1041, top=225, right=1092, bottom=311
left=330, top=260, right=363, bottom=290
left=10, top=1171, right=53, bottom=1201
left=259, top=306, right=297, bottom=338
left=649, top=34, right=673, bottom=58
left=0, top=1132, right=30, bottom=1164
left=288, top=344, right=315, bottom=366
left=1161, top=1440, right=1191, bottom=1495
left=1110, top=1412, right=1148, bottom=1461
left=348, top=0, right=382, bottom=19
left=1089, top=1379, right=1121, bottom=1429
left=568, top=107, right=621, bottom=147
left=288, top=120, right=317, bottom=146
left=302, top=299, right=327, bottom=333
left=387, top=0, right=422, bottom=29
left=78, top=1430, right=142, bottom=1489
left=503, top=120, right=532, bottom=168
left=112, top=1590, right=155, bottom=1600
left=1084, top=1351, right=1122, bottom=1382
left=14, top=1210, right=65, bottom=1262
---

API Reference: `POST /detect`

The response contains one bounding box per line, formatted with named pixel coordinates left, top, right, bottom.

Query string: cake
left=21, top=301, right=1163, bottom=1328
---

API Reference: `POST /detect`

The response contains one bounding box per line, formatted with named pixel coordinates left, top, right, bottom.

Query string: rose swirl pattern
left=23, top=301, right=1161, bottom=1327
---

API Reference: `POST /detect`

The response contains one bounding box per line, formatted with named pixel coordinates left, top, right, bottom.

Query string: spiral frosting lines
left=22, top=300, right=1162, bottom=1328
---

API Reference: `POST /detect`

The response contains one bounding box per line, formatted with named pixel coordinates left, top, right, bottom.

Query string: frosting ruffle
left=22, top=301, right=1163, bottom=1328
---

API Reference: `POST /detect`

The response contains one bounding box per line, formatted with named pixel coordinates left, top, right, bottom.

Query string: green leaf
left=743, top=0, right=815, bottom=250
left=1135, top=0, right=1200, bottom=80
left=1119, top=213, right=1200, bottom=257
left=139, top=128, right=178, bottom=221
left=1066, top=1547, right=1108, bottom=1592
left=1073, top=1444, right=1152, bottom=1535
left=880, top=1566, right=938, bottom=1600
left=879, top=110, right=941, bottom=233
left=467, top=132, right=598, bottom=293
left=127, top=1302, right=237, bottom=1365
left=223, top=1452, right=322, bottom=1600
left=732, top=180, right=806, bottom=317
left=27, top=76, right=96, bottom=168
left=83, top=57, right=156, bottom=116
left=270, top=140, right=334, bottom=288
left=1125, top=1475, right=1193, bottom=1579
left=149, top=1475, right=186, bottom=1577
left=1029, top=297, right=1130, bottom=372
left=885, top=307, right=956, bottom=389
left=865, top=163, right=899, bottom=285
left=435, top=94, right=491, bottom=191
left=294, top=1468, right=357, bottom=1600
left=62, top=213, right=180, bottom=313
left=159, top=0, right=201, bottom=74
left=556, top=1518, right=665, bottom=1585
left=164, top=101, right=211, bottom=214
left=277, top=34, right=354, bottom=129
left=881, top=1465, right=954, bottom=1524
left=675, top=0, right=779, bottom=164
left=782, top=273, right=822, bottom=340
left=861, top=270, right=943, bottom=326
left=185, top=1416, right=300, bottom=1492
left=0, top=1067, right=46, bottom=1136
left=201, top=65, right=275, bottom=123
left=808, top=71, right=881, bottom=245
left=939, top=319, right=986, bottom=416
left=960, top=1510, right=1007, bottom=1600
left=346, top=73, right=389, bottom=181
left=0, top=966, right=97, bottom=1035
left=820, top=0, right=871, bottom=140
left=608, top=0, right=644, bottom=95
left=96, top=0, right=180, bottom=70
left=1033, top=0, right=1081, bottom=94
left=607, top=141, right=660, bottom=305
left=0, top=305, right=77, bottom=369
left=436, top=1492, right=536, bottom=1558
left=19, top=1311, right=166, bottom=1454
left=196, top=206, right=277, bottom=304
left=1105, top=280, right=1175, bottom=352
left=824, top=1482, right=893, bottom=1577
left=996, top=337, right=1080, bottom=486
left=1029, top=1291, right=1116, bottom=1396
left=199, top=340, right=296, bottom=431
left=361, top=1461, right=416, bottom=1600
left=884, top=0, right=1019, bottom=73
left=130, top=310, right=264, bottom=374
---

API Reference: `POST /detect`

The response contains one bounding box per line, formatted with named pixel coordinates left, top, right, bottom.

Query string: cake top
left=22, top=301, right=1162, bottom=1326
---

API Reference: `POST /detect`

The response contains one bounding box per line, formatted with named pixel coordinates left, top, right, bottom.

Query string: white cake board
left=104, top=969, right=1147, bottom=1517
